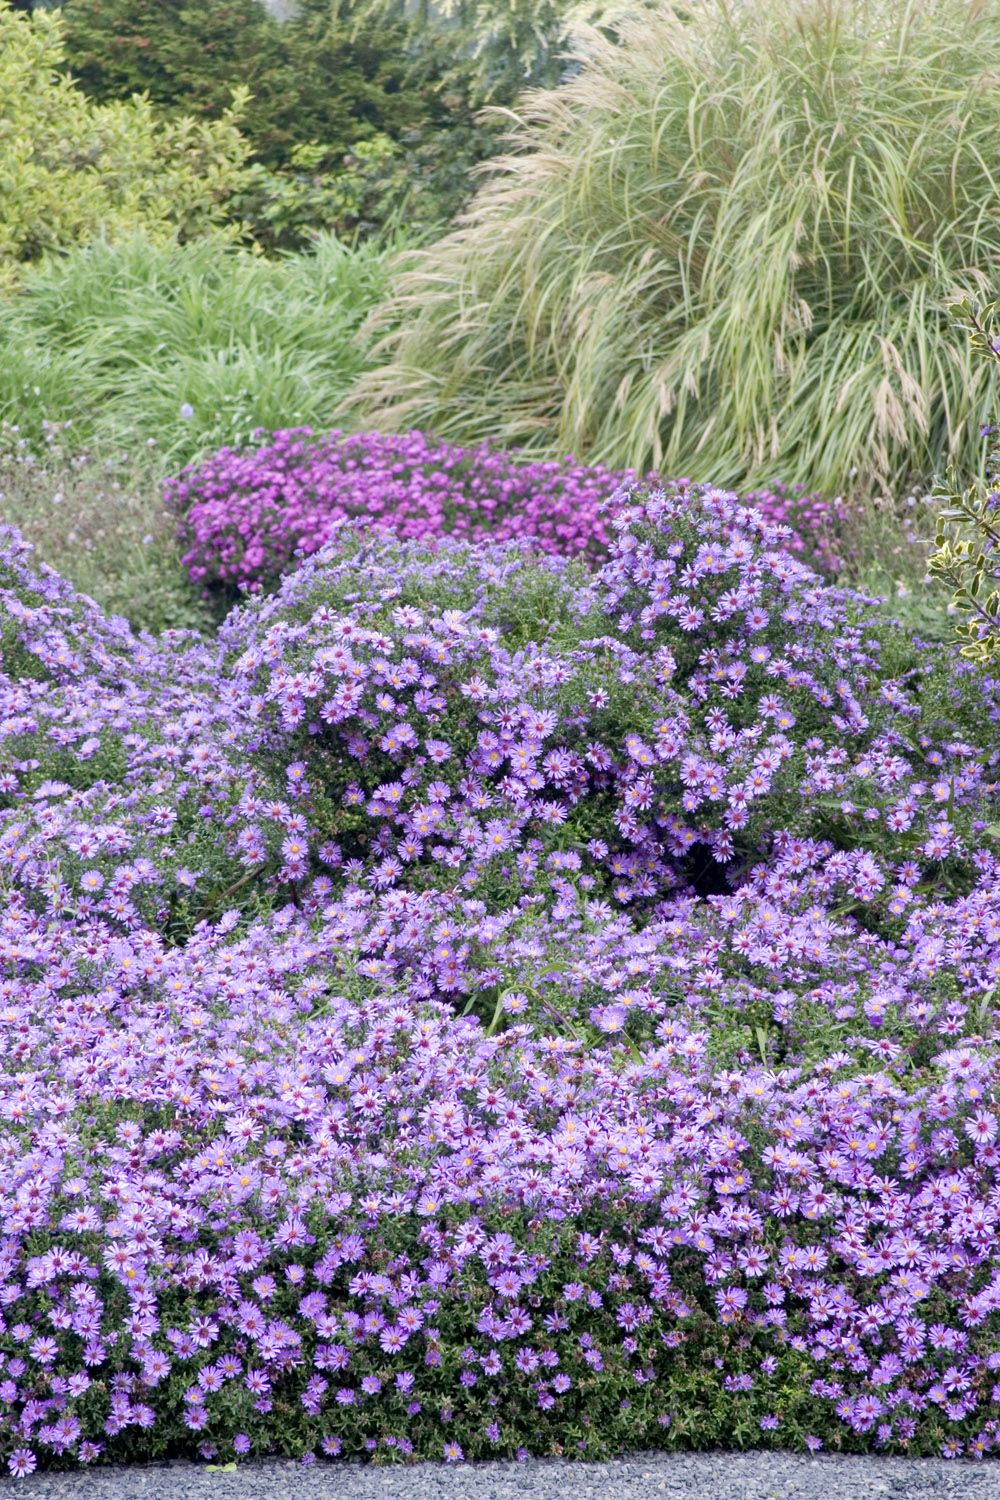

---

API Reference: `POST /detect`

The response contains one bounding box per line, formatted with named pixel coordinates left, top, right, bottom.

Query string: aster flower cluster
left=0, top=482, right=999, bottom=1476
left=742, top=483, right=851, bottom=577
left=201, top=484, right=996, bottom=921
left=168, top=428, right=840, bottom=598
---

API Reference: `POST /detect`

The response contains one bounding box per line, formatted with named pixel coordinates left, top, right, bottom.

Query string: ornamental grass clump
left=348, top=0, right=1000, bottom=495
left=170, top=426, right=847, bottom=598
left=2, top=485, right=1000, bottom=1471
left=0, top=234, right=397, bottom=476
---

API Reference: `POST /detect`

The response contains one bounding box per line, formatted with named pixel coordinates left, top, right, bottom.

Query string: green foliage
left=929, top=299, right=1000, bottom=662
left=349, top=0, right=614, bottom=108
left=59, top=0, right=431, bottom=170
left=60, top=0, right=278, bottom=128
left=0, top=446, right=213, bottom=634
left=0, top=231, right=399, bottom=474
left=58, top=0, right=498, bottom=240
left=58, top=0, right=624, bottom=243
left=235, top=138, right=416, bottom=253
left=0, top=2, right=250, bottom=283
left=236, top=124, right=496, bottom=250
left=348, top=0, right=1000, bottom=496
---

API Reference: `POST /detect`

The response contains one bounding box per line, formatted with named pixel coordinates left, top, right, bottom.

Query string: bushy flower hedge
left=5, top=877, right=1000, bottom=1473
left=1, top=482, right=1000, bottom=1475
left=169, top=427, right=846, bottom=596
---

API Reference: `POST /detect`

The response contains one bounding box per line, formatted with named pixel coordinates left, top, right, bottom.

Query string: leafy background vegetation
left=0, top=2, right=248, bottom=283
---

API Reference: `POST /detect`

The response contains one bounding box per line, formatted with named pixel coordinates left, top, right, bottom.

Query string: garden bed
left=0, top=481, right=998, bottom=1474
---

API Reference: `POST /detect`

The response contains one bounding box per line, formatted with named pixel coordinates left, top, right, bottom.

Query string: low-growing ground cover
left=0, top=444, right=212, bottom=636
left=1, top=481, right=999, bottom=1476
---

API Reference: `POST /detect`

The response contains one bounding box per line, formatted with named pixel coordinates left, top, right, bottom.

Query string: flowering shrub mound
left=11, top=480, right=991, bottom=934
left=169, top=428, right=845, bottom=597
left=206, top=484, right=996, bottom=916
left=1, top=485, right=1000, bottom=1474
left=170, top=428, right=648, bottom=592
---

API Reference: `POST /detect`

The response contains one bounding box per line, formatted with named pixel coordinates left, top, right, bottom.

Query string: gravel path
left=11, top=1451, right=1000, bottom=1500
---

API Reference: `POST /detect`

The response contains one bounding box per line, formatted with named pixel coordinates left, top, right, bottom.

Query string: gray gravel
left=10, top=1451, right=1000, bottom=1500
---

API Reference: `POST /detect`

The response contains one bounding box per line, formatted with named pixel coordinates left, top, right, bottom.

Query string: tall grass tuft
left=0, top=232, right=400, bottom=474
left=348, top=0, right=1000, bottom=495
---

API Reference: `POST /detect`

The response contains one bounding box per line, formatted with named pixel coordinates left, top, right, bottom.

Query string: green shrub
left=0, top=231, right=399, bottom=472
left=235, top=124, right=497, bottom=251
left=58, top=0, right=625, bottom=244
left=58, top=0, right=499, bottom=242
left=930, top=297, right=1000, bottom=662
left=348, top=0, right=1000, bottom=496
left=0, top=2, right=250, bottom=283
left=351, top=0, right=607, bottom=108
left=59, top=0, right=432, bottom=171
